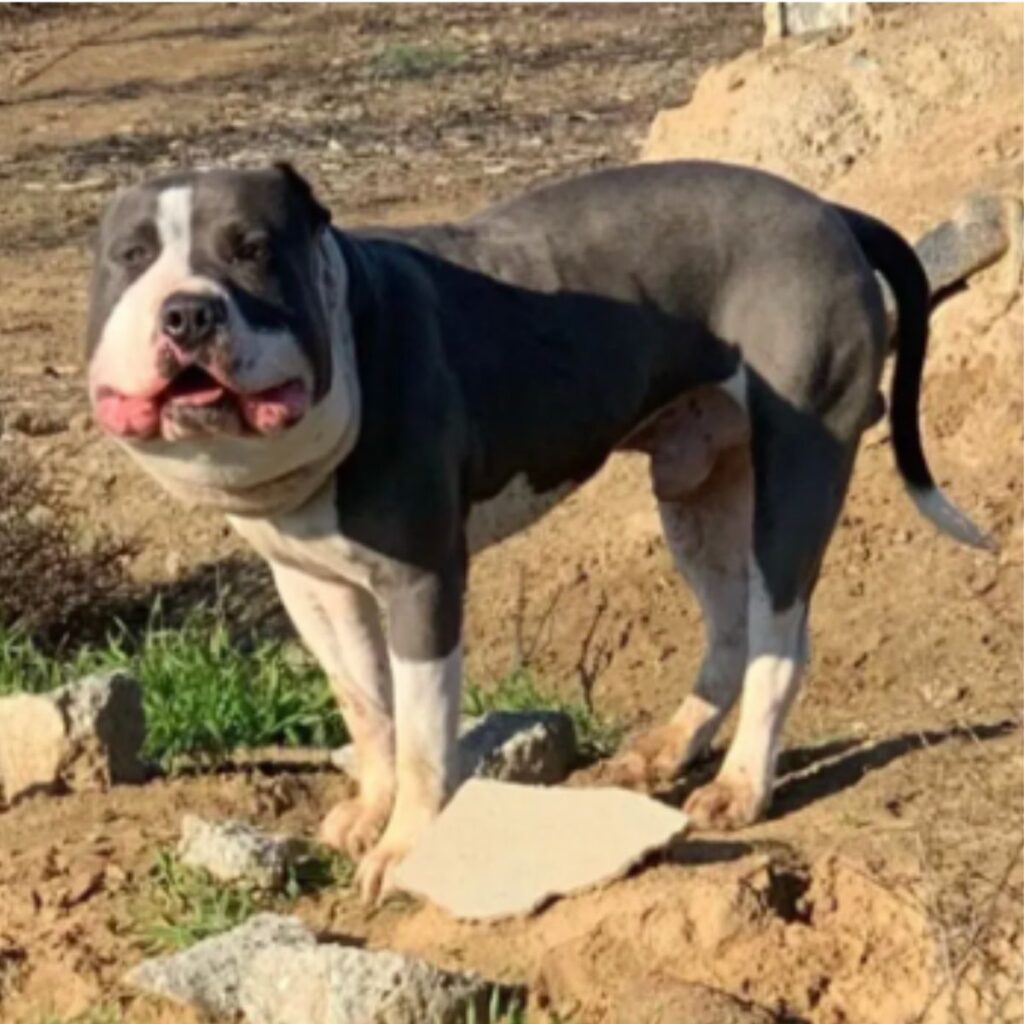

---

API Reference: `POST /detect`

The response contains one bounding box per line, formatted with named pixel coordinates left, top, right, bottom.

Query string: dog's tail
left=837, top=205, right=994, bottom=550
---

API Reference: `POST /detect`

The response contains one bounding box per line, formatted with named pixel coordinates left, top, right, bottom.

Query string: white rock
left=125, top=913, right=315, bottom=1016
left=125, top=913, right=515, bottom=1023
left=240, top=943, right=507, bottom=1024
left=178, top=815, right=300, bottom=890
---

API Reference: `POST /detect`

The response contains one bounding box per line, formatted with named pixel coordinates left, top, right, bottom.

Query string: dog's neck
left=120, top=231, right=363, bottom=519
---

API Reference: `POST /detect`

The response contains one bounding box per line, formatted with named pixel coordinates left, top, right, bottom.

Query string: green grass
left=372, top=41, right=462, bottom=79
left=130, top=845, right=352, bottom=954
left=0, top=611, right=621, bottom=771
left=0, top=610, right=345, bottom=768
left=464, top=667, right=623, bottom=761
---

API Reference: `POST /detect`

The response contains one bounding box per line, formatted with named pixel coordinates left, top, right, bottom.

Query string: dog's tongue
left=167, top=385, right=225, bottom=407
left=238, top=380, right=309, bottom=434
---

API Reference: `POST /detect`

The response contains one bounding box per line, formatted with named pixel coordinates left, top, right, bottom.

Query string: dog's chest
left=227, top=485, right=376, bottom=589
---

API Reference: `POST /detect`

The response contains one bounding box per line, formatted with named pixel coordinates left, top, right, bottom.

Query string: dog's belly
left=624, top=384, right=750, bottom=501
left=466, top=474, right=575, bottom=554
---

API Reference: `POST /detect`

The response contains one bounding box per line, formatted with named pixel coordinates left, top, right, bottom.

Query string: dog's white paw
left=602, top=723, right=695, bottom=788
left=318, top=796, right=391, bottom=860
left=683, top=772, right=765, bottom=831
left=354, top=803, right=438, bottom=905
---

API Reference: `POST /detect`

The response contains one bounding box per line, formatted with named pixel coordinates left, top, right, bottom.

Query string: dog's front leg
left=355, top=565, right=464, bottom=903
left=270, top=562, right=396, bottom=858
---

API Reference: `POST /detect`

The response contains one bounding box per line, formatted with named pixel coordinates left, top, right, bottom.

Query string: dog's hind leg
left=610, top=443, right=751, bottom=787
left=683, top=376, right=857, bottom=830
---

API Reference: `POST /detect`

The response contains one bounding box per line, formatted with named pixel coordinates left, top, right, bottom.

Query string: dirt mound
left=388, top=847, right=999, bottom=1023
left=642, top=5, right=1022, bottom=195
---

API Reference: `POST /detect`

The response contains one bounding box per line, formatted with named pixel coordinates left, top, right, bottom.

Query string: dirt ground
left=0, top=4, right=1021, bottom=1023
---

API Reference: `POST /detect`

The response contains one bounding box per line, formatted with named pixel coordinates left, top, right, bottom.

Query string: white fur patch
left=228, top=473, right=371, bottom=585
left=718, top=564, right=808, bottom=800
left=908, top=483, right=994, bottom=550
left=717, top=364, right=748, bottom=410
left=90, top=186, right=201, bottom=398
left=466, top=473, right=574, bottom=553
left=389, top=646, right=463, bottom=810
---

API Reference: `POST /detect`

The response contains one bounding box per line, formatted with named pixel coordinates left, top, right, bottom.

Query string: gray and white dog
left=85, top=161, right=988, bottom=900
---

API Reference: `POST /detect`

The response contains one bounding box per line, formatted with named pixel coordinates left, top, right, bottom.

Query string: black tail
left=836, top=205, right=994, bottom=550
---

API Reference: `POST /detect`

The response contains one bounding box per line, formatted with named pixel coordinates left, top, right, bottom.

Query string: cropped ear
left=274, top=161, right=331, bottom=230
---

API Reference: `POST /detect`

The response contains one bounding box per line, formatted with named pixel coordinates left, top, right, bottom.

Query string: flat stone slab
left=393, top=779, right=689, bottom=920
left=332, top=710, right=577, bottom=786
left=178, top=815, right=301, bottom=890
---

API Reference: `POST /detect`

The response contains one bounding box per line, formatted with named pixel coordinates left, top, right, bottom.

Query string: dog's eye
left=115, top=242, right=153, bottom=269
left=232, top=236, right=270, bottom=266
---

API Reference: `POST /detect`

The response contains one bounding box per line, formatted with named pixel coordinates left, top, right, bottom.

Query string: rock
left=126, top=913, right=514, bottom=1024
left=332, top=710, right=577, bottom=787
left=914, top=193, right=1023, bottom=295
left=52, top=672, right=147, bottom=787
left=393, top=779, right=688, bottom=920
left=125, top=914, right=315, bottom=1016
left=0, top=671, right=145, bottom=803
left=240, top=943, right=507, bottom=1024
left=0, top=695, right=67, bottom=804
left=460, top=710, right=576, bottom=784
left=178, top=816, right=301, bottom=890
left=763, top=3, right=871, bottom=43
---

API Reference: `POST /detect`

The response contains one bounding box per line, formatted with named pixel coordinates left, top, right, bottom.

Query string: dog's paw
left=683, top=773, right=764, bottom=831
left=354, top=802, right=439, bottom=905
left=354, top=834, right=412, bottom=905
left=598, top=724, right=691, bottom=789
left=318, top=797, right=390, bottom=860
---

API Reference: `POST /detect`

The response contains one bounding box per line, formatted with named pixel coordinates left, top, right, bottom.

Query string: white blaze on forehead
left=90, top=185, right=200, bottom=397
left=156, top=185, right=192, bottom=251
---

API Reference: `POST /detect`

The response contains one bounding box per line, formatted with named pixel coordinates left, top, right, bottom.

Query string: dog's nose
left=160, top=292, right=227, bottom=349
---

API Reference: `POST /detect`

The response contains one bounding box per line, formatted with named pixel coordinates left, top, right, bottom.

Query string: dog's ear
left=274, top=161, right=331, bottom=230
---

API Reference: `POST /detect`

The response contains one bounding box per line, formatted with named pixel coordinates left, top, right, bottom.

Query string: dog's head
left=86, top=164, right=358, bottom=509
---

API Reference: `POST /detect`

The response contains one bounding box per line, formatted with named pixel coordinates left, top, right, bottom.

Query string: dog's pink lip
left=92, top=371, right=309, bottom=439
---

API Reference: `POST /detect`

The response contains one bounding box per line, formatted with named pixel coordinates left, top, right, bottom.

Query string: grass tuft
left=130, top=845, right=352, bottom=954
left=131, top=849, right=263, bottom=953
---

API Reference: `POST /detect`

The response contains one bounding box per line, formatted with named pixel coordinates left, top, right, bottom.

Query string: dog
left=85, top=160, right=989, bottom=900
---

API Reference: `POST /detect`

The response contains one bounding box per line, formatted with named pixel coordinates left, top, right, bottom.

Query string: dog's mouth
left=94, top=364, right=309, bottom=441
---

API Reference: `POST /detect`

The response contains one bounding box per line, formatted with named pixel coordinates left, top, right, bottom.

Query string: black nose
left=160, top=292, right=227, bottom=348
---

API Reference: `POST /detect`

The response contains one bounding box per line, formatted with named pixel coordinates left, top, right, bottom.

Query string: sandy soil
left=0, top=4, right=1021, bottom=1023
